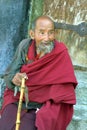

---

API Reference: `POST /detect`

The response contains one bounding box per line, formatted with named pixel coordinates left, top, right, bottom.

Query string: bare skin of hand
left=12, top=72, right=28, bottom=86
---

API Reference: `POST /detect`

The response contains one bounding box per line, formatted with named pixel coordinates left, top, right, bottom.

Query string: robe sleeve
left=4, top=39, right=30, bottom=89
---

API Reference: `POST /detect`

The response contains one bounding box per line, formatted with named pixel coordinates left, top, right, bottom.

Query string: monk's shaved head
left=31, top=15, right=55, bottom=30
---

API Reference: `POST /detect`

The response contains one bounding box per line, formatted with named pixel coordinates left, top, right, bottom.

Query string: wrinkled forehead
left=35, top=18, right=55, bottom=30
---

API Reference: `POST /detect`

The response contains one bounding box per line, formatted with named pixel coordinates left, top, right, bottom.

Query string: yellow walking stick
left=15, top=77, right=26, bottom=130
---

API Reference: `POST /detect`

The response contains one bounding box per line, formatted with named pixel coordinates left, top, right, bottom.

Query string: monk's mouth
left=41, top=42, right=52, bottom=46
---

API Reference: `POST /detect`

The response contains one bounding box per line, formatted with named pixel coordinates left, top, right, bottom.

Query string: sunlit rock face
left=43, top=0, right=87, bottom=67
left=0, top=0, right=29, bottom=75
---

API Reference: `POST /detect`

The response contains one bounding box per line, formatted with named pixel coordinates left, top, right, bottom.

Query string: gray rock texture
left=0, top=0, right=29, bottom=74
left=67, top=70, right=87, bottom=130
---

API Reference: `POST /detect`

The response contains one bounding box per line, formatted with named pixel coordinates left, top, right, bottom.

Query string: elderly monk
left=0, top=15, right=77, bottom=130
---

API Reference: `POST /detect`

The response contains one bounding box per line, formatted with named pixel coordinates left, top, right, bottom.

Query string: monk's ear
left=29, top=30, right=35, bottom=39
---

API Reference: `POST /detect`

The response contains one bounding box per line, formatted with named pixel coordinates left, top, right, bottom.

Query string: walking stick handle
left=15, top=77, right=26, bottom=130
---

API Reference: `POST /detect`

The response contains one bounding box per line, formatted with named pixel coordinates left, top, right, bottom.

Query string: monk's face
left=30, top=17, right=55, bottom=47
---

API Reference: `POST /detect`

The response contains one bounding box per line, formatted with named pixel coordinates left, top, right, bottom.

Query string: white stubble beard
left=37, top=41, right=54, bottom=57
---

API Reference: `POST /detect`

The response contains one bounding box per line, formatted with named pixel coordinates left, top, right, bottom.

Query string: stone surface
left=43, top=0, right=87, bottom=67
left=0, top=0, right=29, bottom=74
left=28, top=0, right=44, bottom=30
left=67, top=70, right=87, bottom=130
left=0, top=78, right=5, bottom=109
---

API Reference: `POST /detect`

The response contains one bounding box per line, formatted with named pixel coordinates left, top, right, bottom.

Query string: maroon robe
left=0, top=40, right=77, bottom=130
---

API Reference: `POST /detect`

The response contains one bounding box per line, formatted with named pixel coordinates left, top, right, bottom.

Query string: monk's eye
left=48, top=31, right=54, bottom=35
left=40, top=31, right=45, bottom=35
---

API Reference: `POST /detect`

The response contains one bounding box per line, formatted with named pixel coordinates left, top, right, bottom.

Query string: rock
left=0, top=0, right=29, bottom=74
left=67, top=70, right=87, bottom=130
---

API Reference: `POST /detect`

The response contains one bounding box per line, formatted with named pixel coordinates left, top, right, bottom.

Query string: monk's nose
left=44, top=34, right=49, bottom=42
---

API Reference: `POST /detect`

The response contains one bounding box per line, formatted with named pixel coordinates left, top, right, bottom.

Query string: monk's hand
left=12, top=72, right=28, bottom=86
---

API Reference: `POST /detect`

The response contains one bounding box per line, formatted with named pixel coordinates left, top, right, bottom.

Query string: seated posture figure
left=0, top=15, right=77, bottom=130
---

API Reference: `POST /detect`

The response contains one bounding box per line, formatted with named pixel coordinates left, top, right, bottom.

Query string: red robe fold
left=20, top=40, right=77, bottom=104
left=1, top=40, right=77, bottom=130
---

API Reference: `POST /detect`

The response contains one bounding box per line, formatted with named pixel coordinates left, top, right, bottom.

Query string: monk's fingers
left=18, top=73, right=28, bottom=80
left=12, top=72, right=28, bottom=86
left=12, top=76, right=21, bottom=86
left=22, top=73, right=28, bottom=79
